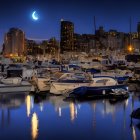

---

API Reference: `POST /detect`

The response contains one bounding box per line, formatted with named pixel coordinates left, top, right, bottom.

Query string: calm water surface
left=0, top=93, right=140, bottom=140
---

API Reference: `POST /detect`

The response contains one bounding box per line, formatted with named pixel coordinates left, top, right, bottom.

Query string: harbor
left=0, top=53, right=140, bottom=139
left=1, top=0, right=140, bottom=139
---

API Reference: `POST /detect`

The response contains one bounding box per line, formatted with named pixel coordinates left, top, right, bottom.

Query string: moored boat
left=0, top=81, right=32, bottom=94
left=1, top=77, right=22, bottom=85
left=0, top=65, right=33, bottom=94
left=68, top=76, right=128, bottom=98
left=31, top=76, right=50, bottom=93
left=50, top=72, right=91, bottom=95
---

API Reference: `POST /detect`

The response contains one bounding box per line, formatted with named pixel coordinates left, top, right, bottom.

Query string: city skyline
left=1, top=0, right=140, bottom=48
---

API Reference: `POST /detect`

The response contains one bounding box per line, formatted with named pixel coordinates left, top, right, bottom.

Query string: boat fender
left=102, top=90, right=106, bottom=95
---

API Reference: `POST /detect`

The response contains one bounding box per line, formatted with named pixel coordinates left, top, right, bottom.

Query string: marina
left=0, top=55, right=140, bottom=140
left=1, top=0, right=140, bottom=139
left=0, top=53, right=138, bottom=96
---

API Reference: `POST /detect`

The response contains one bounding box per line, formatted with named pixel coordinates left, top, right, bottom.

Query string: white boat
left=31, top=71, right=67, bottom=93
left=32, top=77, right=50, bottom=93
left=91, top=76, right=118, bottom=87
left=0, top=66, right=33, bottom=93
left=0, top=81, right=32, bottom=93
left=127, top=62, right=135, bottom=69
left=5, top=63, right=37, bottom=81
left=50, top=72, right=91, bottom=95
left=22, top=64, right=37, bottom=80
left=1, top=77, right=22, bottom=85
left=30, top=68, right=52, bottom=93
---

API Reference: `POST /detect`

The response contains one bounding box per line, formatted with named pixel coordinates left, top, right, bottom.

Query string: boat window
left=58, top=73, right=87, bottom=81
left=23, top=65, right=32, bottom=69
left=96, top=79, right=109, bottom=84
left=52, top=72, right=64, bottom=79
left=8, top=64, right=22, bottom=69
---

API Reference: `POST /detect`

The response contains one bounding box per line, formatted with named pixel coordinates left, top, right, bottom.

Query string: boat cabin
left=6, top=64, right=23, bottom=78
left=91, top=76, right=118, bottom=87
left=57, top=72, right=92, bottom=82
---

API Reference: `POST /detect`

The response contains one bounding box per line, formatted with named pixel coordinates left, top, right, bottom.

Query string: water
left=0, top=93, right=140, bottom=140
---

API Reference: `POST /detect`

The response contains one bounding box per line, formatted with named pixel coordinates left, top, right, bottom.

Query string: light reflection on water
left=0, top=93, right=140, bottom=140
left=26, top=95, right=31, bottom=117
left=132, top=125, right=136, bottom=140
left=31, top=113, right=39, bottom=140
left=69, top=102, right=76, bottom=121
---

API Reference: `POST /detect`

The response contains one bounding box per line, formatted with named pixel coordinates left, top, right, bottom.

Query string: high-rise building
left=137, top=22, right=140, bottom=39
left=3, top=28, right=25, bottom=57
left=60, top=20, right=74, bottom=53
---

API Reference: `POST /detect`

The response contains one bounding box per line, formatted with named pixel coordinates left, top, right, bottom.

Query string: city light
left=128, top=45, right=133, bottom=52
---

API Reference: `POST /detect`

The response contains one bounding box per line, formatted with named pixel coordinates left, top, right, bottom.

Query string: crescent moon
left=32, top=11, right=39, bottom=21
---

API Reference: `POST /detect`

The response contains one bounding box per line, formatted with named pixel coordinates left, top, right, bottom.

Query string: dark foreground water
left=0, top=93, right=140, bottom=140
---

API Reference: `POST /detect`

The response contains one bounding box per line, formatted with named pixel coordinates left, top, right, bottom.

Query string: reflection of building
left=49, top=96, right=78, bottom=120
left=0, top=94, right=26, bottom=128
left=49, top=96, right=69, bottom=116
left=3, top=28, right=25, bottom=57
left=0, top=94, right=26, bottom=109
left=60, top=20, right=74, bottom=53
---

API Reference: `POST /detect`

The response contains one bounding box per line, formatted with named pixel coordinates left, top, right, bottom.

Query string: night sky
left=0, top=0, right=140, bottom=47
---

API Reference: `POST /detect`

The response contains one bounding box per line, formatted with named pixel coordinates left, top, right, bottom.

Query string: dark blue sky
left=0, top=0, right=140, bottom=47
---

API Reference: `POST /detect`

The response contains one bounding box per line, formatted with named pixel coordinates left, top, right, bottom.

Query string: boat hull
left=0, top=81, right=32, bottom=93
left=50, top=82, right=90, bottom=95
left=36, top=78, right=50, bottom=92
left=69, top=84, right=128, bottom=98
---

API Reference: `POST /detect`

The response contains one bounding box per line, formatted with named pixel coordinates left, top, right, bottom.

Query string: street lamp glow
left=128, top=45, right=133, bottom=52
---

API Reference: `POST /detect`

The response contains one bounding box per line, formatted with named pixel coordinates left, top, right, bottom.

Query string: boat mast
left=94, top=16, right=97, bottom=55
left=130, top=17, right=132, bottom=47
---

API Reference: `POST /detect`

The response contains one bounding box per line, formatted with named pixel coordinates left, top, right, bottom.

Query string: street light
left=128, top=45, right=133, bottom=53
